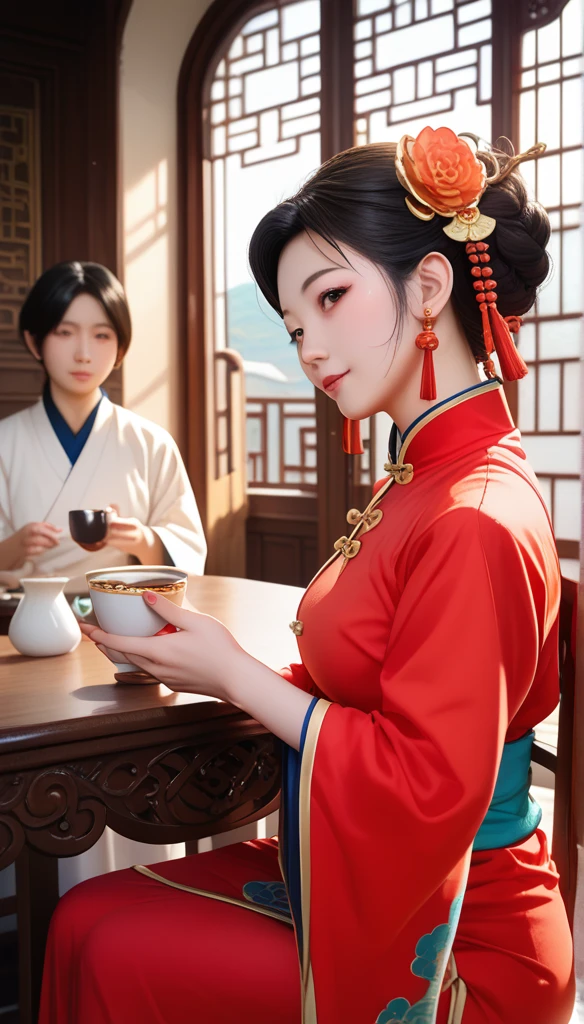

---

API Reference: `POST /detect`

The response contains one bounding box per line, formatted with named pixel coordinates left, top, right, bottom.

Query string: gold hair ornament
left=396, top=127, right=546, bottom=241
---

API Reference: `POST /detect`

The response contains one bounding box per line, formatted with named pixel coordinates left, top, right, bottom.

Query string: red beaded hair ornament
left=395, top=126, right=546, bottom=392
left=466, top=240, right=527, bottom=381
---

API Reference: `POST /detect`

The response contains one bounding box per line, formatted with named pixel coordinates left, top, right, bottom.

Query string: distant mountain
left=227, top=282, right=314, bottom=398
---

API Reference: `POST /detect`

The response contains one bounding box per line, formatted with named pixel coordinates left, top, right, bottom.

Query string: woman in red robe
left=39, top=128, right=574, bottom=1024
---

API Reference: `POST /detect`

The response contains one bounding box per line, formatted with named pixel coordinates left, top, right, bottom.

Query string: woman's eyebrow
left=282, top=267, right=340, bottom=316
left=302, top=267, right=339, bottom=293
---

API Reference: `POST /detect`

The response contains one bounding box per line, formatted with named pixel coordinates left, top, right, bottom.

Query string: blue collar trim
left=43, top=383, right=105, bottom=466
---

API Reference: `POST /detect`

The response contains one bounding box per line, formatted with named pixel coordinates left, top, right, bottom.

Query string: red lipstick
left=323, top=371, right=349, bottom=392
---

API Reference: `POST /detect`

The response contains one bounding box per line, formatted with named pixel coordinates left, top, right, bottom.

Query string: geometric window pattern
left=205, top=2, right=321, bottom=482
left=353, top=0, right=493, bottom=485
left=0, top=104, right=41, bottom=358
left=516, top=0, right=583, bottom=556
left=354, top=0, right=493, bottom=146
left=208, top=5, right=321, bottom=169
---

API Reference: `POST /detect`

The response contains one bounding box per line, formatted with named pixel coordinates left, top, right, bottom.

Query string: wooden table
left=0, top=575, right=302, bottom=1024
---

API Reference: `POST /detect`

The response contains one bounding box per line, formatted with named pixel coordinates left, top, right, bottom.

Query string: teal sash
left=473, top=730, right=542, bottom=851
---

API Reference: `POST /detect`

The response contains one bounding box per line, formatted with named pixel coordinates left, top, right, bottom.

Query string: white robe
left=0, top=396, right=206, bottom=590
left=0, top=397, right=207, bottom=890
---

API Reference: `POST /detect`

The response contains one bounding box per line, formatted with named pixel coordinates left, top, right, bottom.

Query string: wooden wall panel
left=0, top=1, right=131, bottom=421
left=246, top=495, right=318, bottom=589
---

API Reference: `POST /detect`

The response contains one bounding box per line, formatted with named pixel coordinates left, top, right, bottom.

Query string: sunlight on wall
left=124, top=160, right=171, bottom=426
left=120, top=0, right=214, bottom=442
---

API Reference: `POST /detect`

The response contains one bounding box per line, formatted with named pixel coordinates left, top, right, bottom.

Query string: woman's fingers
left=96, top=643, right=128, bottom=663
left=79, top=622, right=99, bottom=638
left=85, top=626, right=159, bottom=659
left=141, top=592, right=195, bottom=629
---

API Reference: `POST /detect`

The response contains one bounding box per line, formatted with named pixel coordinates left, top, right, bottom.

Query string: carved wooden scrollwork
left=0, top=735, right=280, bottom=869
left=520, top=0, right=572, bottom=31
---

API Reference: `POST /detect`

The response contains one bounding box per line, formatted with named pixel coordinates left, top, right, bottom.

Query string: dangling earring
left=415, top=307, right=439, bottom=401
left=342, top=418, right=364, bottom=455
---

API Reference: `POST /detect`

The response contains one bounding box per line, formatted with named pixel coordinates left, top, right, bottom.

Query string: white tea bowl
left=85, top=565, right=188, bottom=675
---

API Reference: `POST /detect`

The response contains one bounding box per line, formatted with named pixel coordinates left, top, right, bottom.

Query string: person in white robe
left=0, top=262, right=205, bottom=590
left=0, top=260, right=206, bottom=892
left=0, top=395, right=206, bottom=592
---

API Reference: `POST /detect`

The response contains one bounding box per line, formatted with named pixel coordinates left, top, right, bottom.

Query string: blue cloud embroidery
left=375, top=895, right=464, bottom=1024
left=242, top=880, right=291, bottom=918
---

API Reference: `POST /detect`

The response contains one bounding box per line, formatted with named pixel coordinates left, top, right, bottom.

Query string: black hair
left=19, top=261, right=132, bottom=364
left=248, top=141, right=551, bottom=362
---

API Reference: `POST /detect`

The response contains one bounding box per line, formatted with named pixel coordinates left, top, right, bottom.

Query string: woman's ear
left=23, top=330, right=43, bottom=362
left=412, top=252, right=453, bottom=321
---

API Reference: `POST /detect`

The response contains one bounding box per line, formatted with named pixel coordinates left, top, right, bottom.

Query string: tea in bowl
left=85, top=565, right=188, bottom=681
left=69, top=509, right=112, bottom=551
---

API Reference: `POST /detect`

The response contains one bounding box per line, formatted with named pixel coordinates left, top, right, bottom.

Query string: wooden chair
left=531, top=575, right=577, bottom=929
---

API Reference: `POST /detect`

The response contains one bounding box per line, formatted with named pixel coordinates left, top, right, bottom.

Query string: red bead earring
left=415, top=307, right=439, bottom=401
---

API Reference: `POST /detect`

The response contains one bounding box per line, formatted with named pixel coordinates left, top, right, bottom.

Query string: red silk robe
left=39, top=381, right=574, bottom=1024
left=276, top=379, right=572, bottom=1022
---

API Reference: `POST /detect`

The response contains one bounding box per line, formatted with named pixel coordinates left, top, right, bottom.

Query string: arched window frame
left=178, top=0, right=578, bottom=562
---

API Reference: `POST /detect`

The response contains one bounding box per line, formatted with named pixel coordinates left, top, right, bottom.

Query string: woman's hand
left=80, top=592, right=243, bottom=701
left=105, top=505, right=164, bottom=564
left=0, top=522, right=62, bottom=570
left=81, top=591, right=314, bottom=749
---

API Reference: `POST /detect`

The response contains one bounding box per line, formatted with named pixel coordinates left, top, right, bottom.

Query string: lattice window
left=246, top=397, right=317, bottom=489
left=0, top=103, right=41, bottom=359
left=204, top=2, right=320, bottom=485
left=515, top=0, right=582, bottom=568
left=354, top=0, right=492, bottom=147
left=353, top=0, right=493, bottom=484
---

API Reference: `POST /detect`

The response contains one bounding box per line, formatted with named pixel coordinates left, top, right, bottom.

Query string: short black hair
left=19, top=261, right=132, bottom=362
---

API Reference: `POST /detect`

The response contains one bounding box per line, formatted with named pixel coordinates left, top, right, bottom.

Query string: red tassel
left=420, top=346, right=437, bottom=401
left=342, top=418, right=364, bottom=455
left=488, top=305, right=528, bottom=381
left=415, top=316, right=439, bottom=401
left=479, top=302, right=494, bottom=356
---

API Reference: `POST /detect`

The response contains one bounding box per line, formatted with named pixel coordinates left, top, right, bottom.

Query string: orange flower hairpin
left=395, top=126, right=546, bottom=241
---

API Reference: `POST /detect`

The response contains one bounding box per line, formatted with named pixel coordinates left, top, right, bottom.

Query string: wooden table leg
left=16, top=847, right=59, bottom=1024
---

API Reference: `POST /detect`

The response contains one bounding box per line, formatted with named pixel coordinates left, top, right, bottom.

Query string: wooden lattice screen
left=353, top=0, right=494, bottom=488
left=515, top=0, right=582, bottom=570
left=203, top=3, right=321, bottom=486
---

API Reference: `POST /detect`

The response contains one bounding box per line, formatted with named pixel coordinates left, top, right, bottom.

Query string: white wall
left=120, top=0, right=214, bottom=440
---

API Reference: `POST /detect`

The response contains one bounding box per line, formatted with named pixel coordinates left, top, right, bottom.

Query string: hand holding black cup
left=69, top=509, right=113, bottom=552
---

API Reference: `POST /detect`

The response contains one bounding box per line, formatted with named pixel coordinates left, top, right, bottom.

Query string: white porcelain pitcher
left=9, top=578, right=81, bottom=657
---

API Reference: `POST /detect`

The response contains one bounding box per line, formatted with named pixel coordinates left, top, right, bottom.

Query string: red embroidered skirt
left=39, top=833, right=573, bottom=1024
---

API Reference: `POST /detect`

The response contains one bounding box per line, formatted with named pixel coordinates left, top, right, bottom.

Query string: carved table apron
left=0, top=574, right=302, bottom=1024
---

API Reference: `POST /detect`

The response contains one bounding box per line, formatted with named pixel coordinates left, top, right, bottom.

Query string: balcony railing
left=246, top=397, right=317, bottom=491
left=245, top=396, right=381, bottom=492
